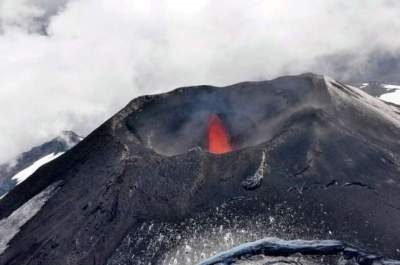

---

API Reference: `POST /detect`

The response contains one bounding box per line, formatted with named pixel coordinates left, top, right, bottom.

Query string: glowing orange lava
left=207, top=114, right=232, bottom=154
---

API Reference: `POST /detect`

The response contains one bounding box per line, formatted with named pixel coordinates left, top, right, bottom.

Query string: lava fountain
left=207, top=114, right=232, bottom=154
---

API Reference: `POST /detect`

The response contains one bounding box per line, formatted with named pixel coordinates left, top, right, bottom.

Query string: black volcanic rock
left=198, top=238, right=400, bottom=265
left=0, top=74, right=400, bottom=265
left=0, top=131, right=82, bottom=197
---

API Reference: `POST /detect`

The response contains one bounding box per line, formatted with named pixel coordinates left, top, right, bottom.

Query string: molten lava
left=207, top=114, right=232, bottom=154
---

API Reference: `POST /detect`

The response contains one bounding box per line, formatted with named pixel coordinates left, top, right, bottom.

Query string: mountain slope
left=359, top=82, right=400, bottom=105
left=0, top=131, right=82, bottom=197
left=0, top=74, right=399, bottom=265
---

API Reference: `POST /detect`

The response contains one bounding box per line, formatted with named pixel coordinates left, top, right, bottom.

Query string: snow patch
left=380, top=89, right=400, bottom=105
left=383, top=84, right=400, bottom=90
left=11, top=152, right=63, bottom=185
left=0, top=181, right=61, bottom=254
left=375, top=84, right=400, bottom=105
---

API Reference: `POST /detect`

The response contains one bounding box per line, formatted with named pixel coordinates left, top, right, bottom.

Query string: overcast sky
left=0, top=0, right=400, bottom=162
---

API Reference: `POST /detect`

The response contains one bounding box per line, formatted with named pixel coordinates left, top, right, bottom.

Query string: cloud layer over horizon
left=0, top=0, right=400, bottom=162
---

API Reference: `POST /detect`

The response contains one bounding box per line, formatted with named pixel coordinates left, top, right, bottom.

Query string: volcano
left=0, top=73, right=400, bottom=265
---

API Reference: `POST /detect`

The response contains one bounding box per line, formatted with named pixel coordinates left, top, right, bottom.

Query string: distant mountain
left=0, top=131, right=82, bottom=198
left=357, top=81, right=400, bottom=105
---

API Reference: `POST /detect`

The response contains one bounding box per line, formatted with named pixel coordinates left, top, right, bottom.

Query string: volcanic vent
left=207, top=114, right=232, bottom=154
left=126, top=90, right=255, bottom=156
left=1, top=73, right=400, bottom=265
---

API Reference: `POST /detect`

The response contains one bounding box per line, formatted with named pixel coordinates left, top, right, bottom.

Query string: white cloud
left=0, top=0, right=44, bottom=32
left=0, top=0, right=400, bottom=162
left=0, top=0, right=68, bottom=32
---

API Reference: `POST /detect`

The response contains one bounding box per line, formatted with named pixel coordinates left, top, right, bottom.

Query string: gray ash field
left=0, top=73, right=400, bottom=265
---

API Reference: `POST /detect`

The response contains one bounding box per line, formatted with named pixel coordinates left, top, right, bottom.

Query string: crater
left=125, top=75, right=327, bottom=156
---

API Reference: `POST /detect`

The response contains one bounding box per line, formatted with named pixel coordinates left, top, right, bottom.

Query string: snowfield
left=11, top=152, right=63, bottom=185
left=380, top=84, right=400, bottom=105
